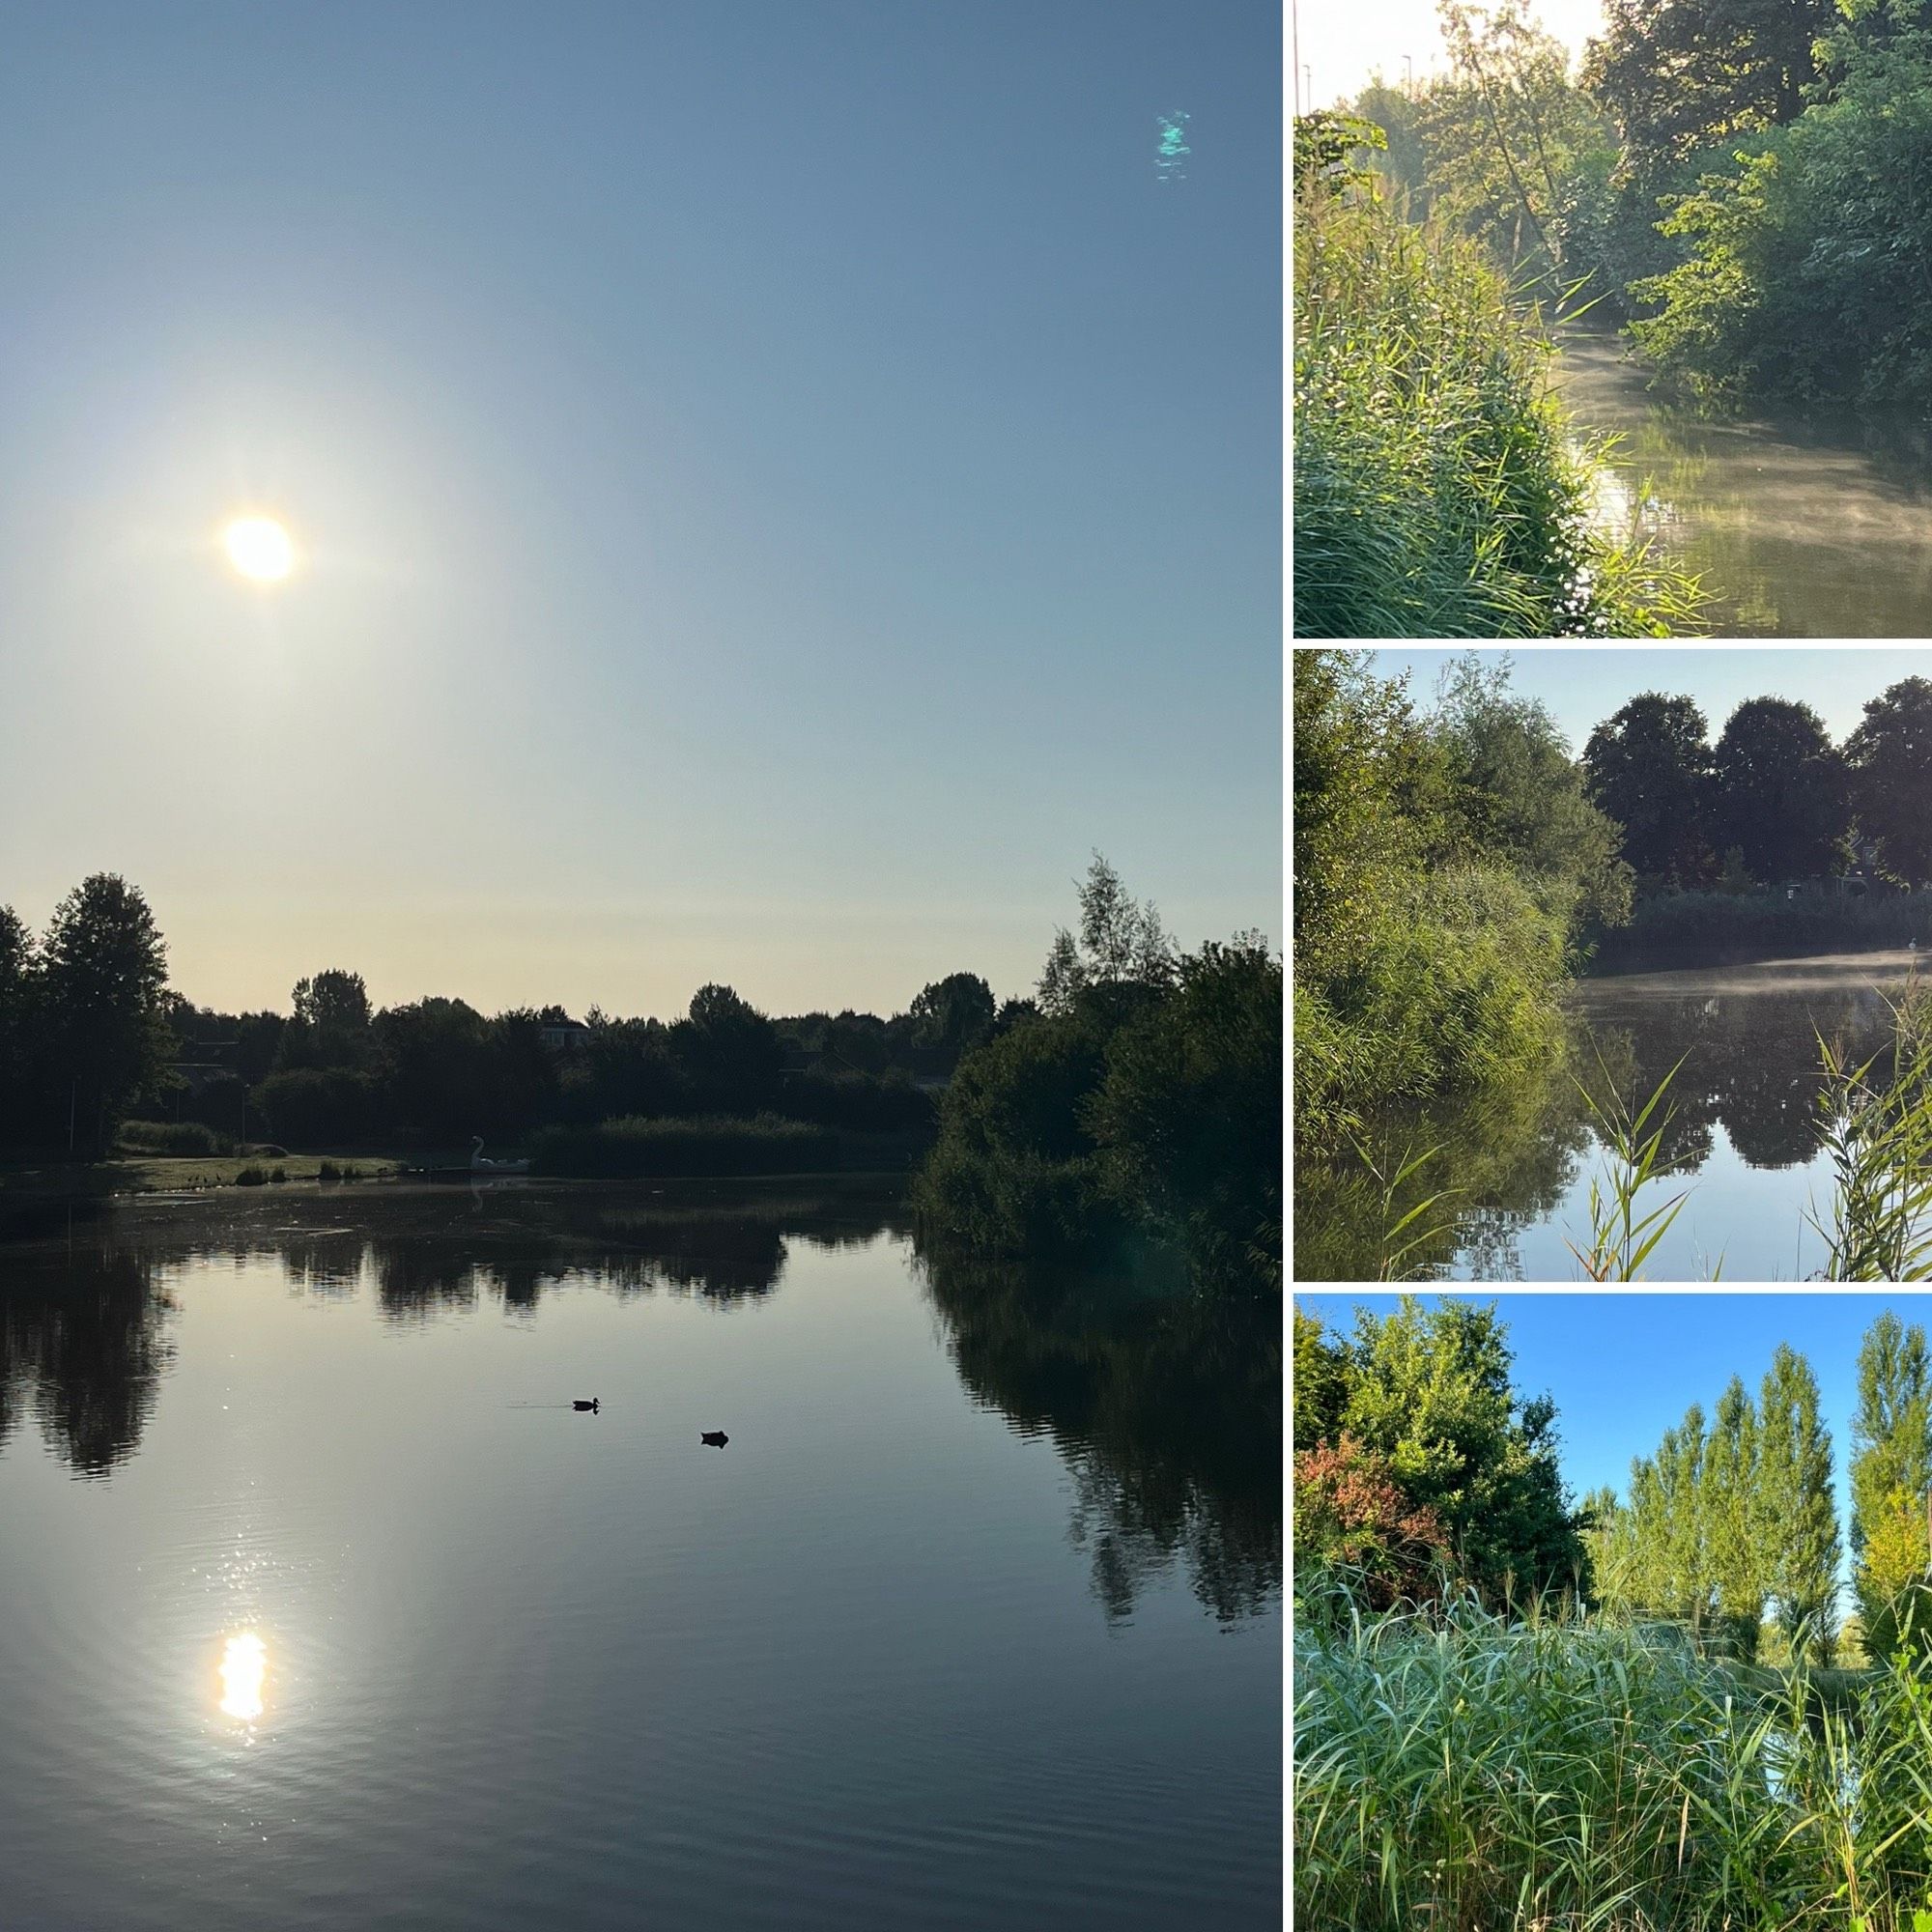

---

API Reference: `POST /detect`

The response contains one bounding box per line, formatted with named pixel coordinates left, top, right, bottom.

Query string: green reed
left=1293, top=1580, right=1932, bottom=1932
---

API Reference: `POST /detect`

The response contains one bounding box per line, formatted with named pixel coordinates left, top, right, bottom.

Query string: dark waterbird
left=699, top=1430, right=728, bottom=1447
left=574, top=1399, right=600, bottom=1412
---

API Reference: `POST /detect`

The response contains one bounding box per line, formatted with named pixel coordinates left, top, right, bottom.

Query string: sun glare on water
left=222, top=515, right=295, bottom=582
left=218, top=1632, right=268, bottom=1719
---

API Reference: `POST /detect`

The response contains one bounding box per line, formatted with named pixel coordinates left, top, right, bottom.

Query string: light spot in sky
left=1156, top=112, right=1190, bottom=184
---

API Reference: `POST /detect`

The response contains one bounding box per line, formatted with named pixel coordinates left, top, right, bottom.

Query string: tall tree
left=1703, top=1377, right=1766, bottom=1655
left=1757, top=1343, right=1841, bottom=1662
left=1850, top=1311, right=1932, bottom=1647
left=1582, top=0, right=1832, bottom=183
left=1711, top=696, right=1850, bottom=884
left=1582, top=693, right=1718, bottom=887
left=1037, top=855, right=1177, bottom=1017
left=1845, top=676, right=1932, bottom=887
left=36, top=874, right=172, bottom=1156
left=1338, top=1296, right=1589, bottom=1604
left=905, top=973, right=996, bottom=1067
left=282, top=968, right=374, bottom=1070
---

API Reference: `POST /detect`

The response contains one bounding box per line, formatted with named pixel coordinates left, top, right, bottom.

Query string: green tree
left=1757, top=1342, right=1841, bottom=1661
left=281, top=968, right=374, bottom=1070
left=672, top=983, right=783, bottom=1113
left=1037, top=855, right=1176, bottom=1018
left=1851, top=1311, right=1932, bottom=1653
left=1582, top=692, right=1718, bottom=887
left=1582, top=0, right=1831, bottom=182
left=1086, top=938, right=1283, bottom=1290
left=36, top=874, right=172, bottom=1156
left=1428, top=652, right=1634, bottom=924
left=0, top=905, right=34, bottom=1143
left=1337, top=1296, right=1589, bottom=1604
left=1293, top=1306, right=1352, bottom=1452
left=1703, top=1377, right=1766, bottom=1656
left=1846, top=677, right=1932, bottom=887
left=1711, top=696, right=1849, bottom=884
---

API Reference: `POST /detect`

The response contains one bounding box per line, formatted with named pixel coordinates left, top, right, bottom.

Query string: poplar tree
left=1851, top=1313, right=1932, bottom=1653
left=1704, top=1378, right=1765, bottom=1657
left=1758, top=1343, right=1841, bottom=1662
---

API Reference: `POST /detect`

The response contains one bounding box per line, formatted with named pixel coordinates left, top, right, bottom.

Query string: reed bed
left=1293, top=1585, right=1932, bottom=1931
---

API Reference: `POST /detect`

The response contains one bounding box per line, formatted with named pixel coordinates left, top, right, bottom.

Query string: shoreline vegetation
left=1295, top=651, right=1932, bottom=1280
left=1293, top=1298, right=1932, bottom=1930
left=0, top=860, right=1280, bottom=1295
left=1293, top=128, right=1702, bottom=640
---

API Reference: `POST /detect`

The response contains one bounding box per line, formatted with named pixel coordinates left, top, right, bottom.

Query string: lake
left=1554, top=333, right=1932, bottom=637
left=1293, top=950, right=1924, bottom=1283
left=0, top=1179, right=1281, bottom=1930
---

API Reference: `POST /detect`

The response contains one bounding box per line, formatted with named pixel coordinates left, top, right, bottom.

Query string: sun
left=223, top=515, right=296, bottom=582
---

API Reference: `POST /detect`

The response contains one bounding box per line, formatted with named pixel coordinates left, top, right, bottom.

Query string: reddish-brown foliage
left=1293, top=1433, right=1450, bottom=1607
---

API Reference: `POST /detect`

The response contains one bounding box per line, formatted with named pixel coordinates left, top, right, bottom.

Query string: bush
left=234, top=1165, right=270, bottom=1186
left=529, top=1114, right=922, bottom=1179
left=1293, top=185, right=1699, bottom=638
left=117, top=1119, right=231, bottom=1156
left=776, top=1067, right=936, bottom=1136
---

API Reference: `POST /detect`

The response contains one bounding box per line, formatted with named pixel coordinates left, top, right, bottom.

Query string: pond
left=1294, top=950, right=1923, bottom=1283
left=0, top=1179, right=1281, bottom=1930
left=1553, top=333, right=1932, bottom=637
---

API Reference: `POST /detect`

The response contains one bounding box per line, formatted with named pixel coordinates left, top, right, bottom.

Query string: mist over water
left=1555, top=335, right=1932, bottom=637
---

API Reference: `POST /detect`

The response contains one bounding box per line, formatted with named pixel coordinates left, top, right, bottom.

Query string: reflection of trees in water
left=1573, top=982, right=1900, bottom=1175
left=917, top=1244, right=1281, bottom=1625
left=1294, top=1060, right=1592, bottom=1283
left=1297, top=980, right=1913, bottom=1281
left=0, top=1248, right=175, bottom=1477
left=0, top=1185, right=905, bottom=1472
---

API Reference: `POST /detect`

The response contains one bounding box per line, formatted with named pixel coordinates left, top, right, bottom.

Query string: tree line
left=1297, top=1298, right=1932, bottom=1666
left=0, top=874, right=1017, bottom=1157
left=1587, top=1312, right=1932, bottom=1664
left=0, top=863, right=1282, bottom=1293
left=1340, top=0, right=1932, bottom=409
left=1582, top=675, right=1932, bottom=894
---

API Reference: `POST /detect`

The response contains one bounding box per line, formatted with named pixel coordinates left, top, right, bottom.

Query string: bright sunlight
left=217, top=1631, right=267, bottom=1719
left=222, top=516, right=295, bottom=582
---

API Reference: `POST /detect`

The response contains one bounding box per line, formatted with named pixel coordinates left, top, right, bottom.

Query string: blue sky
left=1370, top=648, right=1932, bottom=764
left=1296, top=1292, right=1932, bottom=1575
left=0, top=1, right=1280, bottom=1019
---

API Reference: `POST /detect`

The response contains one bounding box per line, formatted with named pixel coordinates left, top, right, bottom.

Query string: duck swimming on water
left=699, top=1430, right=728, bottom=1447
left=574, top=1399, right=600, bottom=1412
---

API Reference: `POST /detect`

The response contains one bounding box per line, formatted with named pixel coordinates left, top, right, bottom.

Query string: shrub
left=117, top=1119, right=230, bottom=1156
left=234, top=1165, right=269, bottom=1186
left=1293, top=1435, right=1449, bottom=1608
left=249, top=1066, right=382, bottom=1147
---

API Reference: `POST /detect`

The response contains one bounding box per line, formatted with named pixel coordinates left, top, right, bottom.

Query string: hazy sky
left=0, top=1, right=1282, bottom=1021
left=1294, top=0, right=1605, bottom=109
left=1369, top=647, right=1932, bottom=760
left=1297, top=1292, right=1921, bottom=1579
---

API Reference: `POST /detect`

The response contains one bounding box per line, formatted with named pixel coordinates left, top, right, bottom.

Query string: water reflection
left=1554, top=332, right=1932, bottom=637
left=916, top=1246, right=1282, bottom=1626
left=218, top=1632, right=267, bottom=1721
left=1294, top=953, right=1920, bottom=1281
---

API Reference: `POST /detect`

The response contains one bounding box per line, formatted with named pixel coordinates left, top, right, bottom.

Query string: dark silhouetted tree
left=1711, top=696, right=1849, bottom=884
left=1582, top=693, right=1718, bottom=887
left=1846, top=676, right=1932, bottom=887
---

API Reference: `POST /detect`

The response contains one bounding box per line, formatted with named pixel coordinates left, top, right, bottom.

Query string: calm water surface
left=1554, top=334, right=1932, bottom=636
left=1296, top=951, right=1924, bottom=1283
left=0, top=1180, right=1280, bottom=1930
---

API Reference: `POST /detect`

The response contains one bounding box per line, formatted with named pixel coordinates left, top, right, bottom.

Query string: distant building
left=540, top=1017, right=592, bottom=1054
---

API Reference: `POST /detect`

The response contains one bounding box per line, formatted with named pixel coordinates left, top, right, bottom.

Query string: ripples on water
left=0, top=1180, right=1280, bottom=1930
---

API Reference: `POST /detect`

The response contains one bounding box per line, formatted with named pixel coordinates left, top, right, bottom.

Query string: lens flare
left=218, top=1632, right=267, bottom=1719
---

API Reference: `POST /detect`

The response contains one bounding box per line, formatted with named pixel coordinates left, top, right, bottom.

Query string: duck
left=699, top=1430, right=728, bottom=1447
left=574, top=1399, right=600, bottom=1412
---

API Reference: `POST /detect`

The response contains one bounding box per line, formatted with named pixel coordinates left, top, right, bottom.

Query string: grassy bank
left=1295, top=1589, right=1932, bottom=1931
left=1589, top=889, right=1932, bottom=974
left=529, top=1114, right=925, bottom=1179
left=1293, top=184, right=1700, bottom=639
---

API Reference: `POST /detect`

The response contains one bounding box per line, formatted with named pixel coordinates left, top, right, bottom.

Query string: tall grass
left=1293, top=185, right=1702, bottom=639
left=1294, top=1582, right=1932, bottom=1931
